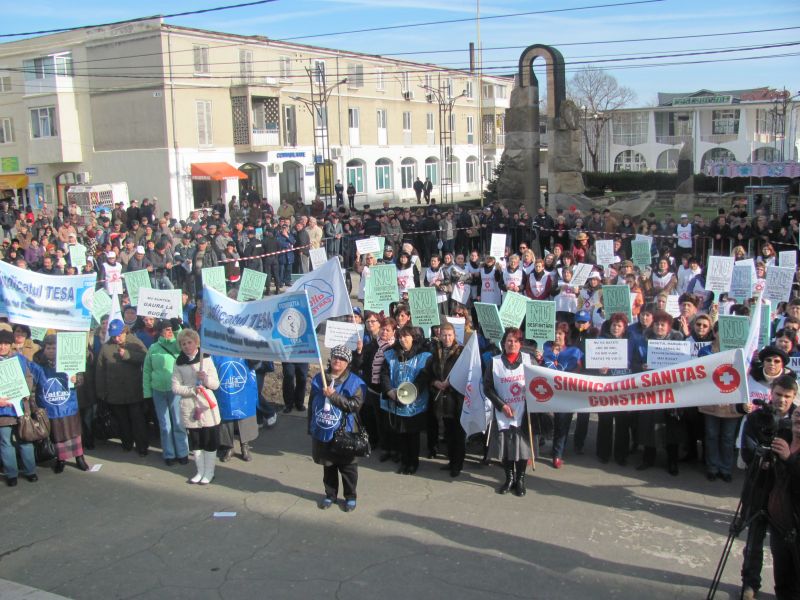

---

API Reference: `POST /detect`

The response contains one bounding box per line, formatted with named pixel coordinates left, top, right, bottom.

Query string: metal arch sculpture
left=518, top=44, right=566, bottom=120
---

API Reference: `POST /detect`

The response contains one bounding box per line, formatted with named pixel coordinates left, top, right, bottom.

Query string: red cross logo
left=510, top=382, right=523, bottom=396
left=528, top=377, right=554, bottom=402
left=712, top=364, right=740, bottom=394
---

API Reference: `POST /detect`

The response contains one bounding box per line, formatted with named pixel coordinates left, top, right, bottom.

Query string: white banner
left=323, top=320, right=364, bottom=351
left=287, top=257, right=353, bottom=326
left=136, top=288, right=182, bottom=320
left=595, top=239, right=615, bottom=266
left=0, top=260, right=97, bottom=331
left=646, top=339, right=692, bottom=369
left=525, top=349, right=748, bottom=413
left=355, top=237, right=381, bottom=257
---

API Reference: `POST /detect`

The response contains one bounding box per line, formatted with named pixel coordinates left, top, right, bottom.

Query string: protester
left=212, top=355, right=259, bottom=462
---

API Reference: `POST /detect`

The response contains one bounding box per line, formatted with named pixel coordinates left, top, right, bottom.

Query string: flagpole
left=527, top=413, right=536, bottom=471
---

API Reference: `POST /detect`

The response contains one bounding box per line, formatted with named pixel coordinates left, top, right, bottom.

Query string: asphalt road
left=0, top=407, right=775, bottom=600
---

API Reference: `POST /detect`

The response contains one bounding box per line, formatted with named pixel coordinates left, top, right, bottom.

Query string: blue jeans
left=152, top=390, right=189, bottom=460
left=279, top=263, right=292, bottom=286
left=704, top=415, right=738, bottom=476
left=0, top=425, right=36, bottom=479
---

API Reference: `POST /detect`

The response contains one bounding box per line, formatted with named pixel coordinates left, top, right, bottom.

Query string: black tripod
left=707, top=449, right=772, bottom=600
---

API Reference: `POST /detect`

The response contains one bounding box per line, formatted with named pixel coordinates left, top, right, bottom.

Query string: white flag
left=450, top=334, right=490, bottom=437
left=287, top=257, right=353, bottom=326
left=104, top=293, right=123, bottom=342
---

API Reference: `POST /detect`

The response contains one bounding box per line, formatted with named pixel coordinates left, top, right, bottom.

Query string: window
left=482, top=83, right=494, bottom=99
left=754, top=109, right=781, bottom=136
left=701, top=147, right=736, bottom=169
left=30, top=107, right=56, bottom=138
left=753, top=147, right=778, bottom=162
left=465, top=80, right=474, bottom=99
left=445, top=157, right=460, bottom=183
left=424, top=73, right=433, bottom=91
left=347, top=63, right=364, bottom=88
left=445, top=77, right=453, bottom=98
left=612, top=111, right=648, bottom=145
left=495, top=85, right=507, bottom=99
left=279, top=56, right=292, bottom=79
left=313, top=60, right=326, bottom=86
left=283, top=105, right=297, bottom=146
left=712, top=109, right=740, bottom=135
left=400, top=158, right=416, bottom=189
left=193, top=45, right=210, bottom=75
left=0, top=76, right=10, bottom=92
left=196, top=100, right=213, bottom=146
left=0, top=118, right=13, bottom=144
left=376, top=68, right=385, bottom=91
left=314, top=106, right=328, bottom=128
left=375, top=158, right=392, bottom=191
left=402, top=111, right=412, bottom=144
left=483, top=157, right=495, bottom=181
left=348, top=108, right=360, bottom=129
left=377, top=109, right=387, bottom=129
left=466, top=156, right=478, bottom=183
left=239, top=50, right=253, bottom=81
left=426, top=112, right=434, bottom=132
left=656, top=149, right=679, bottom=172
left=54, top=53, right=72, bottom=77
left=613, top=150, right=647, bottom=172
left=425, top=157, right=438, bottom=184
left=466, top=116, right=474, bottom=144
left=346, top=159, right=365, bottom=193
left=655, top=111, right=692, bottom=139
left=377, top=109, right=388, bottom=145
left=400, top=71, right=410, bottom=92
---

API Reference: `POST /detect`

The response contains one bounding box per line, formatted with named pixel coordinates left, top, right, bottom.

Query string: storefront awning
left=190, top=162, right=248, bottom=181
left=0, top=174, right=29, bottom=190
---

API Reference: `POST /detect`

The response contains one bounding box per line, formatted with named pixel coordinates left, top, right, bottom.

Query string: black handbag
left=330, top=412, right=370, bottom=458
left=92, top=403, right=120, bottom=441
left=34, top=437, right=57, bottom=464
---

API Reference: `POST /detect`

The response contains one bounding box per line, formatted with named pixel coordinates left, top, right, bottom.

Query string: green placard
left=759, top=305, right=771, bottom=348
left=407, top=287, right=439, bottom=337
left=237, top=268, right=267, bottom=301
left=498, top=291, right=528, bottom=329
left=69, top=244, right=87, bottom=269
left=602, top=285, right=632, bottom=322
left=364, top=263, right=399, bottom=313
left=474, top=302, right=505, bottom=344
left=0, top=358, right=30, bottom=415
left=29, top=326, right=48, bottom=342
left=91, top=289, right=112, bottom=322
left=201, top=266, right=226, bottom=294
left=631, top=240, right=651, bottom=268
left=525, top=300, right=556, bottom=348
left=372, top=236, right=385, bottom=260
left=290, top=273, right=303, bottom=283
left=1, top=156, right=19, bottom=172
left=122, top=269, right=152, bottom=306
left=718, top=315, right=750, bottom=351
left=56, top=332, right=87, bottom=382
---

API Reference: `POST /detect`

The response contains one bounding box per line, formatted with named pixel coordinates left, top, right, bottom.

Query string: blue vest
left=310, top=371, right=366, bottom=442
left=35, top=362, right=79, bottom=419
left=212, top=356, right=258, bottom=421
left=380, top=349, right=431, bottom=417
left=0, top=355, right=34, bottom=419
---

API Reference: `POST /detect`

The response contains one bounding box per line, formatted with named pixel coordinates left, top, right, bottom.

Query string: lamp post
left=291, top=69, right=348, bottom=209
left=421, top=82, right=467, bottom=204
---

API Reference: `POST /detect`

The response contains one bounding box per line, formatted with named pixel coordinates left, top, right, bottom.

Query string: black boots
left=75, top=456, right=90, bottom=471
left=497, top=460, right=515, bottom=494
left=241, top=442, right=252, bottom=462
left=513, top=460, right=527, bottom=497
left=218, top=447, right=233, bottom=462
left=54, top=460, right=66, bottom=474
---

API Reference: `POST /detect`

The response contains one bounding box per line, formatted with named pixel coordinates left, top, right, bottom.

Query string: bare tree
left=568, top=67, right=636, bottom=172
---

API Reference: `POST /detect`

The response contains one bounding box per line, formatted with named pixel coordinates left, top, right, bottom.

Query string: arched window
left=701, top=148, right=736, bottom=170
left=656, top=149, right=679, bottom=172
left=375, top=158, right=392, bottom=191
left=346, top=159, right=365, bottom=193
left=238, top=162, right=264, bottom=198
left=752, top=147, right=777, bottom=162
left=424, top=156, right=439, bottom=185
left=465, top=155, right=479, bottom=184
left=445, top=156, right=460, bottom=184
left=400, top=158, right=417, bottom=189
left=613, top=150, right=647, bottom=172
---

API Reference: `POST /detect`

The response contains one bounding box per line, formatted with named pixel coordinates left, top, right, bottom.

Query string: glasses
left=694, top=323, right=710, bottom=329
left=763, top=357, right=783, bottom=363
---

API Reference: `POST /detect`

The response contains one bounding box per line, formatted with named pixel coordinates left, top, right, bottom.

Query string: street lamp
left=420, top=83, right=467, bottom=204
left=291, top=71, right=348, bottom=208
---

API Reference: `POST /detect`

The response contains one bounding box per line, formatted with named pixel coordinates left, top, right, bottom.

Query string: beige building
left=0, top=18, right=511, bottom=217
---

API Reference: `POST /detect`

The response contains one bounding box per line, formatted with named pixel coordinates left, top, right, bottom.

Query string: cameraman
left=767, top=399, right=800, bottom=600
left=740, top=370, right=797, bottom=600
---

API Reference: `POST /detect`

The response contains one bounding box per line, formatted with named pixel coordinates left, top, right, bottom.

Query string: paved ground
left=0, top=407, right=775, bottom=600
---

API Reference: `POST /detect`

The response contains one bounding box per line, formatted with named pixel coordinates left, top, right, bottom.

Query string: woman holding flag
left=483, top=327, right=532, bottom=497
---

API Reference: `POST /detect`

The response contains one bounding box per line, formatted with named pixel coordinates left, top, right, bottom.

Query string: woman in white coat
left=172, top=328, right=221, bottom=485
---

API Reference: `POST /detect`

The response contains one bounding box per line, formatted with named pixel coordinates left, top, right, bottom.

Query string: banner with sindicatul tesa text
left=525, top=349, right=748, bottom=413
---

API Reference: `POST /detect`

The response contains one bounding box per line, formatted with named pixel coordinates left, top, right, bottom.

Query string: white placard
left=646, top=339, right=692, bottom=370
left=355, top=237, right=381, bottom=257
left=665, top=295, right=681, bottom=318
left=779, top=251, right=797, bottom=268
left=489, top=233, right=507, bottom=259
left=764, top=266, right=795, bottom=304
left=310, top=247, right=328, bottom=271
left=445, top=316, right=466, bottom=344
left=595, top=239, right=615, bottom=266
left=323, top=321, right=364, bottom=351
left=585, top=338, right=628, bottom=369
left=706, top=256, right=735, bottom=294
left=136, top=288, right=182, bottom=319
left=570, top=263, right=594, bottom=288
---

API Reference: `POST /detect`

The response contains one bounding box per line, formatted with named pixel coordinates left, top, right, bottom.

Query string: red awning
left=190, top=162, right=248, bottom=181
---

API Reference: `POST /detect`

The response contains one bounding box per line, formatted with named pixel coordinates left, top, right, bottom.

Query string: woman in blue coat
left=34, top=335, right=90, bottom=473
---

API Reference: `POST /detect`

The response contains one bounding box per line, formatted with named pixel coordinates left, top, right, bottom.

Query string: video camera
left=749, top=399, right=792, bottom=454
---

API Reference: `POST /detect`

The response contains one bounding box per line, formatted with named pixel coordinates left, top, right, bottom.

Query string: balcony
left=251, top=128, right=280, bottom=147
left=481, top=95, right=510, bottom=110
left=24, top=74, right=74, bottom=96
left=701, top=133, right=738, bottom=144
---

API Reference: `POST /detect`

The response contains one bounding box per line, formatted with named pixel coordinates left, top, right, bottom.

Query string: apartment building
left=0, top=18, right=511, bottom=217
left=585, top=87, right=799, bottom=173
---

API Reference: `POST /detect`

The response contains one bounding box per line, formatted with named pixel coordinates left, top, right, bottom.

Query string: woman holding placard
left=34, top=335, right=90, bottom=473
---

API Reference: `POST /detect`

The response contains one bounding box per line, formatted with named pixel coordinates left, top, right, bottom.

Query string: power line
left=0, top=0, right=280, bottom=39
left=276, top=0, right=665, bottom=41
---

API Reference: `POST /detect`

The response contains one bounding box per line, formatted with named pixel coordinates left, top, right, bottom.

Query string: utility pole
left=421, top=80, right=466, bottom=205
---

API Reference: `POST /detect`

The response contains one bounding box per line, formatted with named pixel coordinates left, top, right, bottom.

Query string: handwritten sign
left=730, top=264, right=754, bottom=302
left=665, top=295, right=681, bottom=318
left=69, top=244, right=87, bottom=269
left=474, top=302, right=505, bottom=344
left=779, top=250, right=796, bottom=268
left=489, top=233, right=507, bottom=260
left=499, top=291, right=528, bottom=329
left=570, top=263, right=594, bottom=288
left=595, top=239, right=615, bottom=266
left=706, top=256, right=735, bottom=295
left=764, top=266, right=795, bottom=304
left=137, top=288, right=182, bottom=320
left=355, top=236, right=381, bottom=257
left=323, top=321, right=364, bottom=351
left=122, top=269, right=152, bottom=306
left=631, top=240, right=651, bottom=267
left=718, top=315, right=750, bottom=351
left=310, top=247, right=328, bottom=271
left=646, top=340, right=692, bottom=369
left=585, top=339, right=628, bottom=369
left=602, top=285, right=632, bottom=322
left=29, top=326, right=48, bottom=341
left=237, top=268, right=267, bottom=301
left=525, top=300, right=556, bottom=348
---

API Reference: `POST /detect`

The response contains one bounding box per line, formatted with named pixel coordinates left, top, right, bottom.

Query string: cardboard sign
left=570, top=263, right=594, bottom=288
left=706, top=256, right=735, bottom=295
left=56, top=332, right=87, bottom=386
left=525, top=300, right=556, bottom=348
left=310, top=247, right=328, bottom=271
left=137, top=288, right=182, bottom=320
left=237, top=268, right=267, bottom=302
left=602, top=285, right=632, bottom=322
left=631, top=240, right=651, bottom=267
left=407, top=287, right=439, bottom=337
left=646, top=339, right=692, bottom=369
left=778, top=250, right=796, bottom=268
left=355, top=236, right=381, bottom=257
left=718, top=315, right=750, bottom=351
left=69, top=244, right=87, bottom=268
left=764, top=266, right=795, bottom=304
left=363, top=264, right=400, bottom=313
left=595, top=239, right=615, bottom=266
left=489, top=233, right=507, bottom=260
left=585, top=339, right=628, bottom=370
left=665, top=295, right=681, bottom=318
left=323, top=321, right=364, bottom=351
left=0, top=358, right=30, bottom=415
left=499, top=291, right=528, bottom=329
left=201, top=266, right=227, bottom=294
left=730, top=264, right=754, bottom=302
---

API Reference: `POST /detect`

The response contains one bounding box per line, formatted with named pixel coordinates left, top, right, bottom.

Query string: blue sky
left=3, top=0, right=799, bottom=105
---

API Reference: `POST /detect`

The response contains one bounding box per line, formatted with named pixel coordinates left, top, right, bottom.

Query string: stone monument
left=496, top=44, right=586, bottom=216
left=673, top=139, right=695, bottom=211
